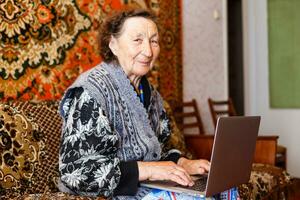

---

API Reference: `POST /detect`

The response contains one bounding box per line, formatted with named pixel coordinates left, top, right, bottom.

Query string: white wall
left=243, top=0, right=300, bottom=177
left=183, top=0, right=228, bottom=134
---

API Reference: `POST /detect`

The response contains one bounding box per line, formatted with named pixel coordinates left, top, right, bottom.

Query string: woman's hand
left=137, top=161, right=194, bottom=186
left=177, top=157, right=210, bottom=175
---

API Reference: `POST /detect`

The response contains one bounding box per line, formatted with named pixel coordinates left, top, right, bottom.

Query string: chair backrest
left=173, top=99, right=205, bottom=135
left=208, top=97, right=237, bottom=126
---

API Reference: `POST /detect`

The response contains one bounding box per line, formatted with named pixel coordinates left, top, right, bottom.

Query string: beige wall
left=182, top=0, right=227, bottom=134
left=183, top=0, right=300, bottom=177
left=243, top=0, right=300, bottom=177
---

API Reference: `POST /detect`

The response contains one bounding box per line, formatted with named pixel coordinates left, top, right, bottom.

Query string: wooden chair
left=173, top=99, right=205, bottom=135
left=208, top=97, right=237, bottom=126
left=207, top=97, right=287, bottom=169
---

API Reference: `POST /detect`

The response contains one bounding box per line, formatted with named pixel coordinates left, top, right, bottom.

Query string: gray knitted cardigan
left=58, top=62, right=177, bottom=199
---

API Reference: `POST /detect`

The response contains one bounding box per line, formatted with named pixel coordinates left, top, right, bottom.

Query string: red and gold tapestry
left=0, top=0, right=182, bottom=106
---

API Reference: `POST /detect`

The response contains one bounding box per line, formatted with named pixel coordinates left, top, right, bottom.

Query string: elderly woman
left=58, top=8, right=237, bottom=200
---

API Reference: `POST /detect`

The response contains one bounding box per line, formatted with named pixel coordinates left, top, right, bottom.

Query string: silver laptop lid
left=205, top=116, right=260, bottom=196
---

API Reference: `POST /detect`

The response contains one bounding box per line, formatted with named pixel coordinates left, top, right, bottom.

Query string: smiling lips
left=138, top=60, right=151, bottom=66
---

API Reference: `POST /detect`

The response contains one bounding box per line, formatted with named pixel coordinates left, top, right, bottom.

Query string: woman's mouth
left=138, top=61, right=151, bottom=66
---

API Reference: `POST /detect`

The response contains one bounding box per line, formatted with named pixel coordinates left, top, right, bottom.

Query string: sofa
left=0, top=100, right=292, bottom=199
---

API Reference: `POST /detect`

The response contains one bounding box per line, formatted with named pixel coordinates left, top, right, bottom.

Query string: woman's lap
left=142, top=188, right=239, bottom=200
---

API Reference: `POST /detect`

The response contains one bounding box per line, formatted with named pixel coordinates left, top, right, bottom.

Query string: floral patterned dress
left=58, top=62, right=239, bottom=200
left=58, top=63, right=181, bottom=199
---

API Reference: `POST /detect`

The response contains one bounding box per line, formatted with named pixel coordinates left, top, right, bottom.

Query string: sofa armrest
left=184, top=135, right=278, bottom=165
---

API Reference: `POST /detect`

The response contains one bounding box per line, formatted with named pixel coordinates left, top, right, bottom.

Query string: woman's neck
left=116, top=61, right=142, bottom=90
left=128, top=75, right=142, bottom=91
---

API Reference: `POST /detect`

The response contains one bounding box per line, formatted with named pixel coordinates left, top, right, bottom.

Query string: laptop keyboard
left=178, top=176, right=207, bottom=192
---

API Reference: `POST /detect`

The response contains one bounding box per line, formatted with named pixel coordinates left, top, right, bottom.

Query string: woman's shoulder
left=66, top=63, right=113, bottom=91
left=77, top=63, right=108, bottom=82
left=59, top=63, right=111, bottom=112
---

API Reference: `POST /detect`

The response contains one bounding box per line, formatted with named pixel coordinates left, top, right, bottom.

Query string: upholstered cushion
left=0, top=104, right=45, bottom=197
left=1, top=100, right=293, bottom=200
left=238, top=163, right=291, bottom=200
left=163, top=100, right=194, bottom=159
left=11, top=192, right=106, bottom=200
left=8, top=101, right=62, bottom=194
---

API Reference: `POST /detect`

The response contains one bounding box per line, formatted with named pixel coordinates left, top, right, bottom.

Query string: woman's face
left=109, top=17, right=160, bottom=78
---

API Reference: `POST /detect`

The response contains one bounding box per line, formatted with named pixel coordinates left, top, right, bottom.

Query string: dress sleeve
left=59, top=87, right=138, bottom=197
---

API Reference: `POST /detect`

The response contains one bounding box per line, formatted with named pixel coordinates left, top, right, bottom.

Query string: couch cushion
left=8, top=101, right=62, bottom=194
left=238, top=163, right=291, bottom=200
left=11, top=192, right=106, bottom=200
left=0, top=104, right=45, bottom=197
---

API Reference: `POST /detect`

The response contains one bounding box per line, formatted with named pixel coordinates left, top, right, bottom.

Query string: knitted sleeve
left=59, top=87, right=137, bottom=197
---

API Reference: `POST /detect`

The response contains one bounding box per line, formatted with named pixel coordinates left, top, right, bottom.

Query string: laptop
left=140, top=116, right=260, bottom=197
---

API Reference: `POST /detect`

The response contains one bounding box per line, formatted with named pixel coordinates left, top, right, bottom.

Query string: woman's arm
left=59, top=88, right=138, bottom=197
left=137, top=160, right=194, bottom=186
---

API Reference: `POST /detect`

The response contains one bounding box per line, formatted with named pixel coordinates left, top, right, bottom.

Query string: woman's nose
left=142, top=41, right=152, bottom=57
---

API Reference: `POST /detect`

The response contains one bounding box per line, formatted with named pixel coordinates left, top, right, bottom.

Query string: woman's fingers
left=170, top=166, right=194, bottom=186
left=194, top=160, right=210, bottom=175
left=178, top=158, right=211, bottom=175
left=195, top=167, right=205, bottom=174
left=169, top=171, right=192, bottom=186
left=199, top=160, right=211, bottom=172
left=172, top=165, right=193, bottom=182
left=138, top=161, right=194, bottom=186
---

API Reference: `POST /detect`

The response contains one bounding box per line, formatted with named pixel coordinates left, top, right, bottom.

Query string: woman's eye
left=151, top=40, right=159, bottom=46
left=133, top=39, right=142, bottom=43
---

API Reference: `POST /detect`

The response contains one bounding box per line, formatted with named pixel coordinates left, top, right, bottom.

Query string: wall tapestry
left=268, top=0, right=300, bottom=108
left=0, top=0, right=182, bottom=107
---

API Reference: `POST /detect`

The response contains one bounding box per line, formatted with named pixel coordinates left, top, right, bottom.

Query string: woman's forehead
left=121, top=17, right=158, bottom=36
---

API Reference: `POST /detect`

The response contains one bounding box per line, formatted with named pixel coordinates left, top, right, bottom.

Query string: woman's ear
left=109, top=36, right=118, bottom=56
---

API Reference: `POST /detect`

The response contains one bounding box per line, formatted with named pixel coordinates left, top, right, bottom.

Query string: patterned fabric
left=0, top=0, right=182, bottom=108
left=0, top=0, right=95, bottom=100
left=0, top=0, right=90, bottom=79
left=0, top=104, right=45, bottom=198
left=10, top=189, right=241, bottom=200
left=59, top=63, right=174, bottom=198
left=238, top=163, right=291, bottom=200
left=8, top=101, right=62, bottom=194
left=10, top=192, right=105, bottom=200
left=154, top=0, right=183, bottom=108
left=142, top=189, right=209, bottom=200
left=65, top=62, right=165, bottom=161
left=59, top=89, right=121, bottom=198
left=0, top=100, right=293, bottom=200
left=141, top=188, right=240, bottom=200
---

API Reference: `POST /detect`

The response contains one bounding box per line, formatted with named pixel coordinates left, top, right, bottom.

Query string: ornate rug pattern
left=0, top=0, right=182, bottom=107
